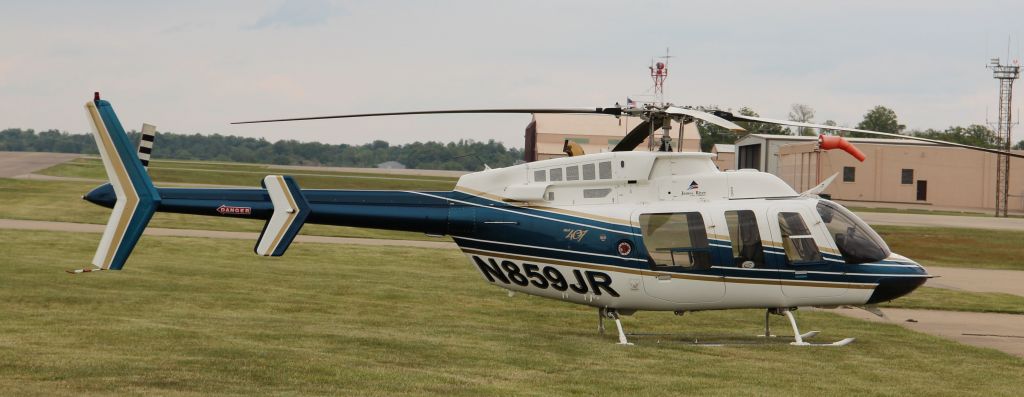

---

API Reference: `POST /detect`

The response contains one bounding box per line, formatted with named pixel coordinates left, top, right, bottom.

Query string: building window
left=565, top=166, right=579, bottom=181
left=568, top=137, right=590, bottom=144
left=534, top=170, right=546, bottom=182
left=778, top=212, right=822, bottom=265
left=639, top=212, right=711, bottom=270
left=843, top=166, right=856, bottom=182
left=607, top=139, right=621, bottom=146
left=550, top=168, right=563, bottom=182
left=582, top=163, right=596, bottom=180
left=598, top=161, right=612, bottom=179
left=901, top=169, right=913, bottom=185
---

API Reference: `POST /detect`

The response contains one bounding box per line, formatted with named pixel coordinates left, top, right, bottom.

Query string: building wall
left=527, top=114, right=700, bottom=160
left=713, top=151, right=735, bottom=171
left=777, top=142, right=1024, bottom=212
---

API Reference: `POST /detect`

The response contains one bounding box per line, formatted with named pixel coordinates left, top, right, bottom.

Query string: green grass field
left=2, top=230, right=1021, bottom=396
left=38, top=158, right=459, bottom=190
left=874, top=225, right=1024, bottom=270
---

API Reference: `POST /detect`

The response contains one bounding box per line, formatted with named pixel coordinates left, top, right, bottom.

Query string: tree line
left=696, top=104, right=1024, bottom=152
left=0, top=128, right=523, bottom=171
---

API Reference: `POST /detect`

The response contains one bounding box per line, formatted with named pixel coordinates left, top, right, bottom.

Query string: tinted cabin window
left=816, top=200, right=890, bottom=264
left=843, top=166, right=855, bottom=182
left=550, top=168, right=563, bottom=181
left=778, top=212, right=822, bottom=264
left=534, top=170, right=546, bottom=182
left=639, top=212, right=711, bottom=270
left=599, top=161, right=612, bottom=179
left=566, top=166, right=580, bottom=181
left=582, top=163, right=596, bottom=180
left=725, top=210, right=764, bottom=268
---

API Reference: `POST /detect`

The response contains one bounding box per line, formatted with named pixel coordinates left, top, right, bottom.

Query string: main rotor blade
left=611, top=120, right=652, bottom=152
left=722, top=113, right=1024, bottom=159
left=666, top=107, right=746, bottom=132
left=233, top=108, right=622, bottom=124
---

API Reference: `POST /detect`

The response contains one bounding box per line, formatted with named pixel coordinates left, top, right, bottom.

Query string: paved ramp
left=831, top=307, right=1024, bottom=358
left=0, top=151, right=81, bottom=178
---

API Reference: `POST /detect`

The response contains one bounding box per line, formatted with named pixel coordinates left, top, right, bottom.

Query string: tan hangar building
left=735, top=134, right=1024, bottom=213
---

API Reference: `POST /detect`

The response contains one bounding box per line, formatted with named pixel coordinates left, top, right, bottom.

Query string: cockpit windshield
left=815, top=200, right=891, bottom=264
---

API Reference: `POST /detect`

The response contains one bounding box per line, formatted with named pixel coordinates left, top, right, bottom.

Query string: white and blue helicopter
left=78, top=93, right=1024, bottom=346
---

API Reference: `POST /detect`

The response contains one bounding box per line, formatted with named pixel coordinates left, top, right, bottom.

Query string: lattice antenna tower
left=987, top=54, right=1020, bottom=217
left=649, top=48, right=672, bottom=105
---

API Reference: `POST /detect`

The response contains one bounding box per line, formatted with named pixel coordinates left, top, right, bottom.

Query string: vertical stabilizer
left=83, top=94, right=161, bottom=271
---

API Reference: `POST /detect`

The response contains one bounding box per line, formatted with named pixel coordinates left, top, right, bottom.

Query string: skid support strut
left=600, top=308, right=633, bottom=345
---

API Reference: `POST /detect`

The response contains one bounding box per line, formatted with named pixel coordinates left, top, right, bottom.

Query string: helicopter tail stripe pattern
left=84, top=96, right=161, bottom=271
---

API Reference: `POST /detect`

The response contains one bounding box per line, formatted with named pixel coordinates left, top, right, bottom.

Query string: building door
left=916, top=180, right=927, bottom=201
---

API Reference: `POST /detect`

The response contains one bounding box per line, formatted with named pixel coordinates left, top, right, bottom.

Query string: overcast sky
left=3, top=0, right=1024, bottom=147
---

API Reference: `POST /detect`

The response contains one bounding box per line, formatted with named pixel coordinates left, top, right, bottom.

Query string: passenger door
left=635, top=210, right=726, bottom=304
left=767, top=205, right=847, bottom=299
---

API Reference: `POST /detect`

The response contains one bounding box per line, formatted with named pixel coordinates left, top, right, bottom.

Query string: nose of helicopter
left=865, top=253, right=930, bottom=304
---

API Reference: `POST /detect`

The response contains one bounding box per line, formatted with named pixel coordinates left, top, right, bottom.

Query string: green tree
left=788, top=103, right=815, bottom=136
left=914, top=125, right=1001, bottom=149
left=1013, top=140, right=1024, bottom=150
left=854, top=106, right=905, bottom=137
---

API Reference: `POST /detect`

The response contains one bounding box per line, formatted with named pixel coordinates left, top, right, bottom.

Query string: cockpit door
left=634, top=209, right=726, bottom=304
left=766, top=205, right=847, bottom=300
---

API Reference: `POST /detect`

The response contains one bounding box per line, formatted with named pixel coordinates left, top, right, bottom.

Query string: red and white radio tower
left=649, top=48, right=672, bottom=104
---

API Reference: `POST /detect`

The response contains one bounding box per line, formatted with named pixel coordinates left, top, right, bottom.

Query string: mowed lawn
left=37, top=158, right=459, bottom=190
left=874, top=225, right=1024, bottom=270
left=0, top=155, right=460, bottom=242
left=1, top=230, right=1021, bottom=396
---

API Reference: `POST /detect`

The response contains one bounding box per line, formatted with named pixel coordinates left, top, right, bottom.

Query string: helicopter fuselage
left=85, top=150, right=929, bottom=312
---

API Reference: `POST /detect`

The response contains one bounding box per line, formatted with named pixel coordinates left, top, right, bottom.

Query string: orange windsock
left=819, top=135, right=866, bottom=162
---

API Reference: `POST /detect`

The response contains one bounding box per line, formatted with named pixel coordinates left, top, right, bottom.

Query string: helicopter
left=76, top=93, right=1024, bottom=346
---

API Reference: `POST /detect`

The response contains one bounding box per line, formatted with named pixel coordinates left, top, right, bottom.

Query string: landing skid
left=598, top=307, right=855, bottom=347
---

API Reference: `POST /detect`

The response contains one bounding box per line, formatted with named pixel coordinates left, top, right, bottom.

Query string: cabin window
left=816, top=200, right=890, bottom=264
left=566, top=166, right=580, bottom=181
left=725, top=210, right=764, bottom=268
left=842, top=166, right=855, bottom=182
left=778, top=212, right=822, bottom=264
left=599, top=161, right=612, bottom=179
left=550, top=168, right=563, bottom=181
left=583, top=188, right=611, bottom=198
left=582, top=163, right=596, bottom=180
left=639, top=212, right=711, bottom=270
left=534, top=170, right=546, bottom=182
left=901, top=169, right=913, bottom=185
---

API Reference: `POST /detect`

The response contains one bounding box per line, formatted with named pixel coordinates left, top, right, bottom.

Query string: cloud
left=249, top=0, right=340, bottom=29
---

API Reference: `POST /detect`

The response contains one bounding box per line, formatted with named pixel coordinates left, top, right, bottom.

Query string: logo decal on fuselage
left=471, top=256, right=619, bottom=297
left=563, top=228, right=589, bottom=242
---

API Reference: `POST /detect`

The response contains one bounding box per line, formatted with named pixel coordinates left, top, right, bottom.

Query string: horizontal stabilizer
left=255, top=175, right=310, bottom=256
